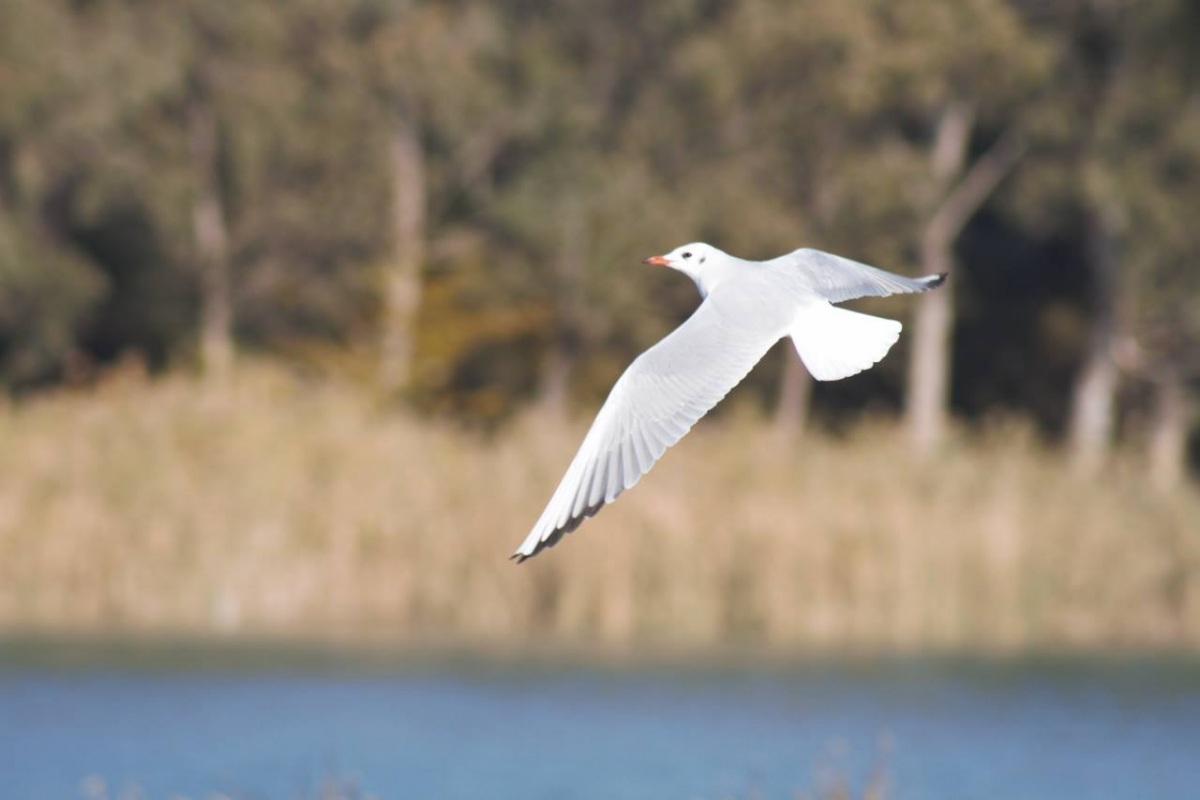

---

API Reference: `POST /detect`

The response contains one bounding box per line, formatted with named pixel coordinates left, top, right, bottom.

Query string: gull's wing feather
left=513, top=297, right=781, bottom=562
left=779, top=248, right=946, bottom=304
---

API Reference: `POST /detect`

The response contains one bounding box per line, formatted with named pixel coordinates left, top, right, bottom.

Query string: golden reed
left=1, top=363, right=1196, bottom=652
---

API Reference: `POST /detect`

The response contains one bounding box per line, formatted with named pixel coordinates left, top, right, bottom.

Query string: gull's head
left=643, top=242, right=724, bottom=281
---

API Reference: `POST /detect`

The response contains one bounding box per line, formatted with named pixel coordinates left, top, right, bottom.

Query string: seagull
left=512, top=242, right=946, bottom=562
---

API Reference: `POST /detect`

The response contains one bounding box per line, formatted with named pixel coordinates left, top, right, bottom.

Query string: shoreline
left=4, top=627, right=1199, bottom=678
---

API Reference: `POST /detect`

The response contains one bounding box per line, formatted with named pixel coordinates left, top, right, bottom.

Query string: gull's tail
left=790, top=304, right=902, bottom=381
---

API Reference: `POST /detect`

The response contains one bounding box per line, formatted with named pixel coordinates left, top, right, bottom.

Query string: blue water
left=2, top=649, right=1199, bottom=800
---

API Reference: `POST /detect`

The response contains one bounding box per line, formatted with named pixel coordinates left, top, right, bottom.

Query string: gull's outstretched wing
left=512, top=295, right=783, bottom=562
left=778, top=248, right=946, bottom=304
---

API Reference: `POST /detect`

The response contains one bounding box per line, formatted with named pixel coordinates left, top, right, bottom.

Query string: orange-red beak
left=643, top=255, right=670, bottom=266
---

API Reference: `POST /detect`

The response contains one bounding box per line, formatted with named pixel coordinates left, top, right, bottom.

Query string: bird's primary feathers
left=512, top=242, right=946, bottom=562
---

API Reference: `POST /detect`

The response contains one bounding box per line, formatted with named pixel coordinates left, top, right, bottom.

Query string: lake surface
left=2, top=640, right=1199, bottom=800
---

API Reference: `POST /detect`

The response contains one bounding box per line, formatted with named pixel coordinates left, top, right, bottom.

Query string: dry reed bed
left=1, top=364, right=1197, bottom=651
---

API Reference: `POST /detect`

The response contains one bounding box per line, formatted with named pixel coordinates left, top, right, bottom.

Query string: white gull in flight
left=513, top=242, right=946, bottom=562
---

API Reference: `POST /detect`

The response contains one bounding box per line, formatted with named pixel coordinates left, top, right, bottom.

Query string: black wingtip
left=927, top=273, right=949, bottom=289
left=510, top=499, right=607, bottom=565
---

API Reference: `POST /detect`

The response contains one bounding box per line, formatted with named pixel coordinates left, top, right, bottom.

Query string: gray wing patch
left=781, top=248, right=946, bottom=304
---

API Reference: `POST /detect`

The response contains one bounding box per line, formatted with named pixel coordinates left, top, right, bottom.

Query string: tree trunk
left=774, top=130, right=839, bottom=436
left=186, top=99, right=233, bottom=380
left=907, top=245, right=954, bottom=453
left=379, top=112, right=427, bottom=394
left=906, top=103, right=1026, bottom=454
left=1068, top=207, right=1120, bottom=475
left=1148, top=368, right=1190, bottom=492
left=539, top=198, right=587, bottom=418
left=906, top=101, right=972, bottom=454
left=774, top=347, right=812, bottom=439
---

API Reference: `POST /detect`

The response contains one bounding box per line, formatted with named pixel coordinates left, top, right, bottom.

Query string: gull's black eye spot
left=682, top=252, right=692, bottom=260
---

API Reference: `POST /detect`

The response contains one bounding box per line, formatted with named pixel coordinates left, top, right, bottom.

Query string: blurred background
left=2, top=1, right=1200, bottom=798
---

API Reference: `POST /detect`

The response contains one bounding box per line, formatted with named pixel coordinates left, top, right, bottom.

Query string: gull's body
left=513, top=243, right=945, bottom=562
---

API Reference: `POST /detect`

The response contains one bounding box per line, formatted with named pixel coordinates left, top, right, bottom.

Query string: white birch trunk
left=1148, top=368, right=1191, bottom=492
left=379, top=113, right=427, bottom=393
left=906, top=103, right=1026, bottom=454
left=775, top=347, right=813, bottom=439
left=187, top=99, right=233, bottom=380
left=1068, top=208, right=1120, bottom=475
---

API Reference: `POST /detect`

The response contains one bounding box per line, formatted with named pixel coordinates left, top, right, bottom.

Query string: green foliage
left=1093, top=0, right=1200, bottom=365
left=0, top=215, right=105, bottom=383
left=0, top=0, right=1194, bottom=441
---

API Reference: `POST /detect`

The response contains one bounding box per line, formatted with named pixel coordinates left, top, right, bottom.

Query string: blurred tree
left=340, top=0, right=513, bottom=394
left=0, top=0, right=1196, bottom=476
left=0, top=3, right=97, bottom=383
left=57, top=1, right=300, bottom=379
left=1051, top=0, right=1128, bottom=475
left=186, top=85, right=234, bottom=378
left=659, top=0, right=902, bottom=431
left=87, top=1, right=383, bottom=377
left=1019, top=0, right=1200, bottom=478
left=0, top=0, right=179, bottom=384
left=151, top=3, right=307, bottom=379
left=484, top=1, right=710, bottom=414
left=871, top=1, right=1047, bottom=453
left=1091, top=0, right=1200, bottom=488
